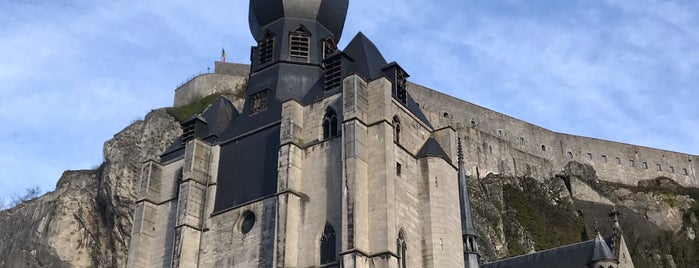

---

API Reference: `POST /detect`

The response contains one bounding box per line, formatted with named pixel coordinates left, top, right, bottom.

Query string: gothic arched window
left=393, top=116, right=401, bottom=144
left=397, top=230, right=407, bottom=268
left=320, top=223, right=336, bottom=264
left=259, top=31, right=275, bottom=64
left=322, top=108, right=339, bottom=139
left=290, top=26, right=310, bottom=62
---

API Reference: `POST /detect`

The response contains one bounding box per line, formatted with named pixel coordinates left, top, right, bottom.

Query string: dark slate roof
left=159, top=97, right=239, bottom=163
left=343, top=32, right=388, bottom=81
left=406, top=92, right=433, bottom=129
left=249, top=0, right=349, bottom=40
left=481, top=236, right=614, bottom=268
left=200, top=96, right=238, bottom=139
left=417, top=137, right=452, bottom=163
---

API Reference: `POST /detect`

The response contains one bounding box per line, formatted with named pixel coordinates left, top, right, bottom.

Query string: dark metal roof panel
left=417, top=137, right=452, bottom=163
left=343, top=32, right=388, bottom=81
left=406, top=93, right=433, bottom=129
left=481, top=237, right=614, bottom=268
left=249, top=0, right=349, bottom=40
left=201, top=96, right=238, bottom=138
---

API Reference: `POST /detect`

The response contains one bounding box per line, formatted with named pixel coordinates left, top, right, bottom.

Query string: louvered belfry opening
left=289, top=27, right=311, bottom=62
left=259, top=31, right=275, bottom=64
left=324, top=56, right=342, bottom=90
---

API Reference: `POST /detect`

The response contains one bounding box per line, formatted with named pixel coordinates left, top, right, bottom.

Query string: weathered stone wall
left=409, top=82, right=698, bottom=187
left=214, top=61, right=250, bottom=77
left=173, top=74, right=247, bottom=107
left=198, top=198, right=277, bottom=267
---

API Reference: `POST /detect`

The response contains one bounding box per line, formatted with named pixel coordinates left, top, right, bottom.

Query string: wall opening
left=289, top=26, right=311, bottom=62
left=393, top=116, right=401, bottom=144
left=567, top=151, right=573, bottom=158
left=322, top=108, right=339, bottom=139
left=397, top=230, right=407, bottom=268
left=320, top=223, right=337, bottom=264
left=656, top=164, right=662, bottom=171
left=258, top=31, right=275, bottom=64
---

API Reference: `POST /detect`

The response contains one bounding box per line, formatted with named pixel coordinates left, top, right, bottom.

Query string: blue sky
left=1, top=0, right=697, bottom=199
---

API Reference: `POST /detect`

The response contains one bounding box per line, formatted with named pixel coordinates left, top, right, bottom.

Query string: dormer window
left=396, top=68, right=408, bottom=104
left=289, top=27, right=310, bottom=62
left=259, top=32, right=275, bottom=64
left=323, top=38, right=337, bottom=59
left=182, top=121, right=196, bottom=143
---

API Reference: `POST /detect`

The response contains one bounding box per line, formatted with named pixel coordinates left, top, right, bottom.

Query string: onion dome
left=249, top=0, right=349, bottom=40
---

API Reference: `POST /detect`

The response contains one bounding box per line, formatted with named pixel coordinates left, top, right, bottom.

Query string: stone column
left=172, top=139, right=211, bottom=268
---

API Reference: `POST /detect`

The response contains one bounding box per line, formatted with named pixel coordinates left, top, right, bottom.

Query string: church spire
left=458, top=137, right=480, bottom=268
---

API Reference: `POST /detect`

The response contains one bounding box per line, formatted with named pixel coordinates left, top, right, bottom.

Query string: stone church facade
left=125, top=1, right=672, bottom=267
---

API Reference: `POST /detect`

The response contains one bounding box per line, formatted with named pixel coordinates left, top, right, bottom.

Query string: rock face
left=0, top=109, right=181, bottom=268
left=1, top=107, right=699, bottom=267
left=468, top=161, right=699, bottom=267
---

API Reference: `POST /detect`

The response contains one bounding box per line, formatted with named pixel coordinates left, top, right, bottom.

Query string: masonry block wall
left=409, top=82, right=698, bottom=187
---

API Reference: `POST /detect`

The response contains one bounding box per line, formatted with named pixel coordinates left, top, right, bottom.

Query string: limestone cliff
left=470, top=161, right=699, bottom=267
left=1, top=107, right=698, bottom=267
left=0, top=109, right=181, bottom=268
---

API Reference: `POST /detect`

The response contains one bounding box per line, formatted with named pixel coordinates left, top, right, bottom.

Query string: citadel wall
left=409, top=82, right=698, bottom=187
left=173, top=62, right=249, bottom=107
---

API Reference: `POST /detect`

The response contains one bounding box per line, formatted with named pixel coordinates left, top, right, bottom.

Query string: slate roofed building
left=125, top=1, right=637, bottom=267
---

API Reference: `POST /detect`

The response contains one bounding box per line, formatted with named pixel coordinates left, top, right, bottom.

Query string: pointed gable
left=343, top=32, right=388, bottom=81
left=590, top=233, right=617, bottom=263
left=417, top=137, right=452, bottom=163
left=200, top=96, right=238, bottom=138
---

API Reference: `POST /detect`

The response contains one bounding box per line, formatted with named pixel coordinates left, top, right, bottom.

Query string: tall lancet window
left=322, top=108, right=339, bottom=139
left=259, top=31, right=275, bottom=64
left=290, top=26, right=311, bottom=62
left=397, top=230, right=407, bottom=268
left=392, top=116, right=401, bottom=144
left=320, top=223, right=336, bottom=264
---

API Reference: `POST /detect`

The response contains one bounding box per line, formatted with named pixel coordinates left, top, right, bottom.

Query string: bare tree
left=0, top=196, right=7, bottom=210
left=10, top=186, right=42, bottom=207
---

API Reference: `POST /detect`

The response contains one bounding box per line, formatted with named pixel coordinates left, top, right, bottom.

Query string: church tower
left=128, top=0, right=468, bottom=267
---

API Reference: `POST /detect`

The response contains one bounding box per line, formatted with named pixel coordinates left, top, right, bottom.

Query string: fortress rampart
left=409, top=82, right=698, bottom=187
left=173, top=62, right=249, bottom=107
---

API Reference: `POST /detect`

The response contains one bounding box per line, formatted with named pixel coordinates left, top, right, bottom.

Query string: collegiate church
left=126, top=0, right=644, bottom=267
